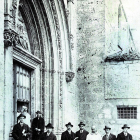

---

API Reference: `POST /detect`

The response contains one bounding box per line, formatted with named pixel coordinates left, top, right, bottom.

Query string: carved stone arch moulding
left=50, top=0, right=64, bottom=131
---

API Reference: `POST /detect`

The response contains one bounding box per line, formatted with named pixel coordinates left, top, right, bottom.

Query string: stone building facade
left=77, top=0, right=140, bottom=140
left=0, top=0, right=78, bottom=140
left=1, top=0, right=140, bottom=140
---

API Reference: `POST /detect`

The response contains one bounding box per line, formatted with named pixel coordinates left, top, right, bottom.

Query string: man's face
left=19, top=117, right=24, bottom=123
left=67, top=125, right=72, bottom=131
left=22, top=106, right=27, bottom=112
left=24, top=108, right=27, bottom=112
left=37, top=113, right=41, bottom=118
left=91, top=127, right=96, bottom=133
left=123, top=128, right=128, bottom=133
left=79, top=125, right=84, bottom=130
left=105, top=129, right=110, bottom=134
left=46, top=127, right=53, bottom=133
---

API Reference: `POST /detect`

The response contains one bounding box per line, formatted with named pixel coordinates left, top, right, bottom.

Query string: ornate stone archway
left=3, top=0, right=76, bottom=139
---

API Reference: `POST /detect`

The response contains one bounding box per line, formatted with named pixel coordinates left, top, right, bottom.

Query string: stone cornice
left=105, top=51, right=140, bottom=62
left=13, top=46, right=42, bottom=69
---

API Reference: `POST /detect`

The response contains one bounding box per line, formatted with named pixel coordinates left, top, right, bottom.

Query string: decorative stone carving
left=4, top=30, right=12, bottom=47
left=12, top=0, right=17, bottom=7
left=50, top=0, right=64, bottom=130
left=18, top=36, right=28, bottom=50
left=69, top=33, right=74, bottom=50
left=67, top=0, right=74, bottom=4
left=4, top=29, right=29, bottom=51
left=65, top=72, right=75, bottom=82
left=65, top=9, right=70, bottom=17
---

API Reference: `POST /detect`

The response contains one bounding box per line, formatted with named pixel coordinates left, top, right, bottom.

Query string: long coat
left=32, top=117, right=45, bottom=139
left=12, top=123, right=30, bottom=140
left=76, top=130, right=89, bottom=140
left=40, top=132, right=57, bottom=140
left=102, top=133, right=116, bottom=140
left=61, top=131, right=76, bottom=140
left=117, top=132, right=132, bottom=140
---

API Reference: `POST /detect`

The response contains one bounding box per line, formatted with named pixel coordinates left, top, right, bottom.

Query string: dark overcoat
left=32, top=117, right=45, bottom=139
left=76, top=130, right=89, bottom=140
left=12, top=123, right=30, bottom=140
left=61, top=131, right=76, bottom=140
left=40, top=132, right=57, bottom=140
left=102, top=133, right=116, bottom=140
left=117, top=132, right=132, bottom=140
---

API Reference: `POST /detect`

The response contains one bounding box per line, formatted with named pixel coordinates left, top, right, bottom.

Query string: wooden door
left=13, top=62, right=31, bottom=124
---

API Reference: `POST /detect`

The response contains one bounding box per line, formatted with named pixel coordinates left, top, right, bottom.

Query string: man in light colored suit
left=86, top=126, right=101, bottom=140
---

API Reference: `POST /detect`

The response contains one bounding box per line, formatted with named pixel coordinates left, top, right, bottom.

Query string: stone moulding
left=65, top=71, right=75, bottom=82
left=13, top=46, right=42, bottom=69
left=104, top=51, right=140, bottom=62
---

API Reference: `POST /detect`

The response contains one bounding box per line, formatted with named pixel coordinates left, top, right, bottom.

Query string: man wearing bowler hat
left=102, top=126, right=116, bottom=140
left=12, top=114, right=30, bottom=140
left=117, top=124, right=132, bottom=140
left=61, top=122, right=76, bottom=140
left=40, top=123, right=57, bottom=140
left=32, top=111, right=45, bottom=140
left=76, top=122, right=89, bottom=140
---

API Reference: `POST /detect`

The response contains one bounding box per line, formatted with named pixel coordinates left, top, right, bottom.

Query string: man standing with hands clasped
left=102, top=126, right=116, bottom=140
left=76, top=122, right=89, bottom=140
left=32, top=111, right=45, bottom=140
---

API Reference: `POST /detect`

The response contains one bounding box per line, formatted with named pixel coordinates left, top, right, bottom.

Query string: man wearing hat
left=40, top=123, right=57, bottom=140
left=17, top=106, right=31, bottom=127
left=32, top=111, right=45, bottom=140
left=102, top=126, right=116, bottom=140
left=117, top=124, right=132, bottom=140
left=12, top=114, right=30, bottom=140
left=76, top=122, right=89, bottom=140
left=61, top=122, right=76, bottom=140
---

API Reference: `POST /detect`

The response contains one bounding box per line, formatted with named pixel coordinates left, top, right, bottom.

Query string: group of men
left=12, top=110, right=47, bottom=140
left=61, top=122, right=132, bottom=140
left=12, top=108, right=133, bottom=140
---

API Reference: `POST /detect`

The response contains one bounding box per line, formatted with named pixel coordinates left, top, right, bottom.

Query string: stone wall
left=0, top=0, right=4, bottom=139
left=76, top=0, right=140, bottom=140
left=76, top=0, right=105, bottom=132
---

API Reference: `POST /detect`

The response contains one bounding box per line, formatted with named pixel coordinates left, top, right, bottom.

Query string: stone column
left=3, top=0, right=19, bottom=139
left=0, top=0, right=4, bottom=139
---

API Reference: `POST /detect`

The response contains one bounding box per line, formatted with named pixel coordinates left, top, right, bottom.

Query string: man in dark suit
left=12, top=114, right=30, bottom=140
left=40, top=123, right=57, bottom=140
left=61, top=122, right=76, bottom=140
left=76, top=122, right=89, bottom=140
left=32, top=111, right=45, bottom=140
left=102, top=126, right=116, bottom=140
left=117, top=124, right=132, bottom=140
